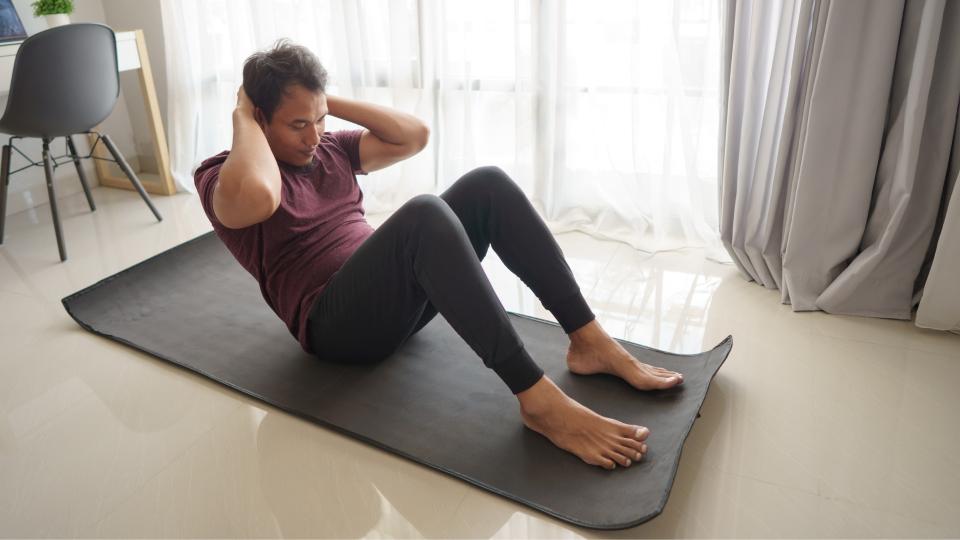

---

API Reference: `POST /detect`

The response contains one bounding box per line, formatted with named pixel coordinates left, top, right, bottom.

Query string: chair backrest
left=0, top=23, right=119, bottom=138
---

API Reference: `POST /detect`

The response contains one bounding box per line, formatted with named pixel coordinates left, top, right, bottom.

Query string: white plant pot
left=45, top=14, right=70, bottom=28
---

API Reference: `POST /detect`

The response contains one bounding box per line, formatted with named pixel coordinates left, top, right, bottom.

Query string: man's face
left=257, top=84, right=328, bottom=167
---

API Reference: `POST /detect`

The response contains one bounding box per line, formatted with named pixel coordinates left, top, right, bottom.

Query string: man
left=195, top=39, right=685, bottom=471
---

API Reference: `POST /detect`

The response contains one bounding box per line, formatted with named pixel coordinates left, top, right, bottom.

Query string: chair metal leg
left=42, top=138, right=67, bottom=262
left=0, top=144, right=10, bottom=245
left=100, top=134, right=162, bottom=222
left=67, top=135, right=95, bottom=212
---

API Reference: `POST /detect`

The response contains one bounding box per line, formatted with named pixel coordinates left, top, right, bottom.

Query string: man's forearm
left=326, top=94, right=428, bottom=147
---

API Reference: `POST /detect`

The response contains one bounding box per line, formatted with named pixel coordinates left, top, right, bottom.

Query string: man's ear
left=253, top=108, right=266, bottom=129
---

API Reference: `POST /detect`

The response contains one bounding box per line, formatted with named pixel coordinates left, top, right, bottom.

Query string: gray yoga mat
left=61, top=231, right=732, bottom=530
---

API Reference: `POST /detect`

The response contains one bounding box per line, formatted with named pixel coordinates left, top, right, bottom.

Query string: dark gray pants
left=306, top=166, right=595, bottom=394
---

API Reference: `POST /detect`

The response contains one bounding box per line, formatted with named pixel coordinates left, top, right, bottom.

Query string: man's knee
left=400, top=194, right=450, bottom=220
left=395, top=194, right=460, bottom=234
left=472, top=164, right=507, bottom=178
left=461, top=165, right=522, bottom=197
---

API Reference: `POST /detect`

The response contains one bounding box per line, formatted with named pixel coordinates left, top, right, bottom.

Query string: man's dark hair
left=242, top=38, right=328, bottom=123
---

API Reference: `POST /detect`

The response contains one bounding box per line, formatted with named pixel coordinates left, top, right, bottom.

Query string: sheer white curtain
left=161, top=0, right=726, bottom=257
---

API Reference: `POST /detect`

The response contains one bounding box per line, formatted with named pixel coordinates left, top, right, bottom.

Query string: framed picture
left=0, top=0, right=27, bottom=44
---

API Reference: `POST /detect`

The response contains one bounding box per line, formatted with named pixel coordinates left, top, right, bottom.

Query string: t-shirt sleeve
left=194, top=161, right=224, bottom=227
left=328, top=129, right=367, bottom=176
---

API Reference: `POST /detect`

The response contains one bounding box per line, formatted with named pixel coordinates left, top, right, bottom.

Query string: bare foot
left=517, top=375, right=650, bottom=470
left=567, top=323, right=684, bottom=391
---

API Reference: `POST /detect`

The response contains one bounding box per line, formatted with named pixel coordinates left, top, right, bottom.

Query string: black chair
left=0, top=23, right=162, bottom=262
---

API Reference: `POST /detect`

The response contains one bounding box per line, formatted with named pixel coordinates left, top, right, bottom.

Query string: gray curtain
left=719, top=0, right=960, bottom=322
left=916, top=120, right=960, bottom=333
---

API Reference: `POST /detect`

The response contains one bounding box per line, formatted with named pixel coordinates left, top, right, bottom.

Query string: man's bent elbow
left=414, top=123, right=430, bottom=152
left=213, top=179, right=280, bottom=229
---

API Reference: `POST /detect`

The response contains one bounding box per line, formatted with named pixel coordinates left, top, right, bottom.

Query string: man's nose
left=305, top=126, right=321, bottom=146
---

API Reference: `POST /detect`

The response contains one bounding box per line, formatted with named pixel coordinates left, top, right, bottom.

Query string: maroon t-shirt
left=194, top=129, right=374, bottom=354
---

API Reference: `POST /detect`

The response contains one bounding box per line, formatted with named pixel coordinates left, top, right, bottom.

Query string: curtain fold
left=719, top=0, right=960, bottom=323
left=915, top=108, right=960, bottom=333
left=161, top=0, right=727, bottom=258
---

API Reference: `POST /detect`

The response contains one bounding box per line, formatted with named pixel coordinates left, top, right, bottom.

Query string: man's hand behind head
left=237, top=85, right=257, bottom=113
left=236, top=85, right=268, bottom=129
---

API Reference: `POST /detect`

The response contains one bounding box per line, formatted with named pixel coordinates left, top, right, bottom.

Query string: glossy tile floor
left=2, top=186, right=959, bottom=538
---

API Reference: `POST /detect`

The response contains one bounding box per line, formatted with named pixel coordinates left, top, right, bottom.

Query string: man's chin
left=280, top=155, right=315, bottom=168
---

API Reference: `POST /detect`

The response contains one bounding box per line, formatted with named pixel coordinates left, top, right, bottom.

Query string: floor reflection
left=482, top=238, right=732, bottom=355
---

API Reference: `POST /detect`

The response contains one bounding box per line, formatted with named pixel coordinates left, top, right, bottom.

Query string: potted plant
left=31, top=0, right=73, bottom=28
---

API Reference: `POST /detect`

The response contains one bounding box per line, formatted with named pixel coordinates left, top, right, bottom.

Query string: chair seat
left=0, top=117, right=78, bottom=139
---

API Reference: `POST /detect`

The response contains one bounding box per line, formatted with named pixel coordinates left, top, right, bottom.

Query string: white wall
left=100, top=0, right=168, bottom=172
left=0, top=0, right=167, bottom=222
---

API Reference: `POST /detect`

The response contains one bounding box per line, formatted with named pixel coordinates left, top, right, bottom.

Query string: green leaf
left=31, top=0, right=74, bottom=17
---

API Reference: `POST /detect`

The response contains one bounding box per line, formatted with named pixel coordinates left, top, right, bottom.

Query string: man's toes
left=619, top=437, right=646, bottom=456
left=657, top=375, right=682, bottom=388
left=588, top=453, right=616, bottom=470
left=633, top=442, right=647, bottom=459
left=665, top=370, right=684, bottom=381
left=649, top=365, right=682, bottom=378
left=615, top=443, right=640, bottom=462
left=624, top=425, right=650, bottom=441
left=607, top=449, right=632, bottom=467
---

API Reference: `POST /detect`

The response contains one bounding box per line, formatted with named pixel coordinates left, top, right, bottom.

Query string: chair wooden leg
left=0, top=144, right=10, bottom=245
left=67, top=135, right=95, bottom=212
left=42, top=138, right=67, bottom=262
left=100, top=134, right=162, bottom=222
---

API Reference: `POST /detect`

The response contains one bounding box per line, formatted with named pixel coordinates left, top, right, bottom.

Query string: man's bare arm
left=326, top=95, right=429, bottom=173
left=213, top=87, right=282, bottom=229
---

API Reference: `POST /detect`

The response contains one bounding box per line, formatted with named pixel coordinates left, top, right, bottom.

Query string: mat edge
left=650, top=336, right=734, bottom=527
